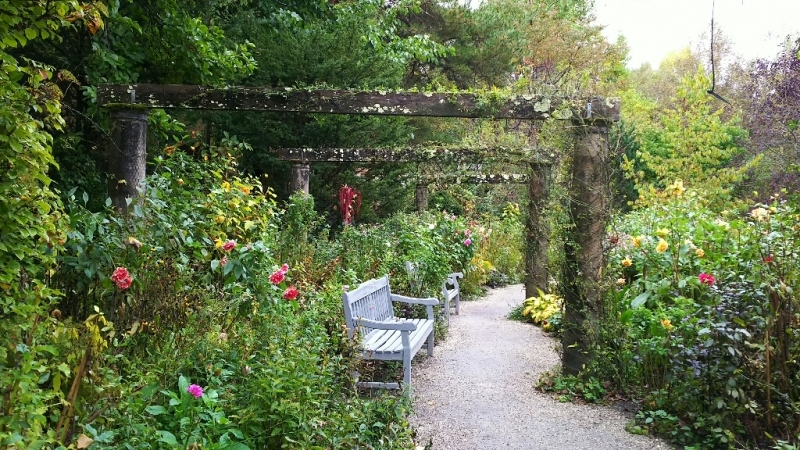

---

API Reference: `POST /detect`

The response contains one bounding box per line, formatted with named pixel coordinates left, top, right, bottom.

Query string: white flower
left=428, top=223, right=436, bottom=230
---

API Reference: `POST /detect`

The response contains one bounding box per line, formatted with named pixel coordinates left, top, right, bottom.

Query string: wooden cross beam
left=274, top=146, right=553, bottom=163
left=98, top=84, right=620, bottom=121
left=418, top=173, right=529, bottom=184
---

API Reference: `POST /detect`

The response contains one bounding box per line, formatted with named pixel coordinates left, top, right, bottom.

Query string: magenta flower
left=222, top=240, right=236, bottom=252
left=269, top=270, right=285, bottom=284
left=463, top=238, right=472, bottom=246
left=280, top=263, right=289, bottom=274
left=698, top=272, right=716, bottom=286
left=186, top=384, right=203, bottom=398
left=220, top=256, right=229, bottom=267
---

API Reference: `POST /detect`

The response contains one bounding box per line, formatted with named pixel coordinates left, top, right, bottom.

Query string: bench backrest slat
left=343, top=276, right=394, bottom=337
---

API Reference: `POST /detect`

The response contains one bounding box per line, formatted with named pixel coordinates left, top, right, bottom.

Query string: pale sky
left=593, top=0, right=800, bottom=68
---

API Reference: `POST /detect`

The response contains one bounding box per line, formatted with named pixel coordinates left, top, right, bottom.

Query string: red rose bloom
left=222, top=240, right=236, bottom=252
left=111, top=267, right=133, bottom=290
left=283, top=286, right=298, bottom=300
left=269, top=270, right=285, bottom=284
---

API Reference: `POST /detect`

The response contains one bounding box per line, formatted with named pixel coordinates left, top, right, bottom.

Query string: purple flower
left=186, top=384, right=204, bottom=398
left=464, top=238, right=472, bottom=246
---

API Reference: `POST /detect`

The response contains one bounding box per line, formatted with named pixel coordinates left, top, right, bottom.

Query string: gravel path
left=410, top=284, right=670, bottom=450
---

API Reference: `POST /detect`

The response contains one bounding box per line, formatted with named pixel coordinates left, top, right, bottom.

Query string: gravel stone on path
left=410, top=284, right=670, bottom=450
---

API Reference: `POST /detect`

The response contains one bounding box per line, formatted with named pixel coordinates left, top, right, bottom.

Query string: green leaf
left=178, top=375, right=189, bottom=393
left=630, top=292, right=650, bottom=309
left=157, top=430, right=178, bottom=446
left=211, top=259, right=220, bottom=271
left=145, top=405, right=168, bottom=415
left=619, top=309, right=633, bottom=324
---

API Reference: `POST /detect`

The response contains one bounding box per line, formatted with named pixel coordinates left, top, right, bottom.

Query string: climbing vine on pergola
left=97, top=83, right=619, bottom=375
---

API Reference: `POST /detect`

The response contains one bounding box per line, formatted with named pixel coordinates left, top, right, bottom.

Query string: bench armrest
left=355, top=317, right=417, bottom=331
left=449, top=272, right=464, bottom=280
left=391, top=294, right=439, bottom=306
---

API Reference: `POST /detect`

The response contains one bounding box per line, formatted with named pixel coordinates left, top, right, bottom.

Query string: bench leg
left=444, top=297, right=451, bottom=325
left=455, top=293, right=460, bottom=315
left=427, top=328, right=434, bottom=356
left=403, top=351, right=412, bottom=387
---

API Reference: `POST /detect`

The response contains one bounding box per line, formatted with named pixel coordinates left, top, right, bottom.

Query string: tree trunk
left=415, top=183, right=429, bottom=212
left=562, top=124, right=610, bottom=375
left=525, top=163, right=552, bottom=298
left=290, top=163, right=310, bottom=195
left=108, top=108, right=148, bottom=213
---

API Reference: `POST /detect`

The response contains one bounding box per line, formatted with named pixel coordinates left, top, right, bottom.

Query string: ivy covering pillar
left=108, top=107, right=149, bottom=213
left=525, top=162, right=552, bottom=298
left=562, top=123, right=611, bottom=375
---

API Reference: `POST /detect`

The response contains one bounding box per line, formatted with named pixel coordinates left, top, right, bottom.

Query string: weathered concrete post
left=415, top=183, right=429, bottom=212
left=525, top=162, right=552, bottom=298
left=562, top=122, right=611, bottom=375
left=108, top=107, right=149, bottom=213
left=289, top=163, right=310, bottom=195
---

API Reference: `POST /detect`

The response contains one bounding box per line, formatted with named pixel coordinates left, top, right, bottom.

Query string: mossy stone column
left=562, top=122, right=611, bottom=375
left=108, top=107, right=149, bottom=213
left=525, top=162, right=552, bottom=298
left=290, top=163, right=310, bottom=195
left=415, top=183, right=429, bottom=212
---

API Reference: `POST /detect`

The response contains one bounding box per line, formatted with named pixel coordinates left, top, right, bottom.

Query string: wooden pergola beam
left=419, top=173, right=529, bottom=184
left=274, top=146, right=552, bottom=163
left=98, top=84, right=620, bottom=121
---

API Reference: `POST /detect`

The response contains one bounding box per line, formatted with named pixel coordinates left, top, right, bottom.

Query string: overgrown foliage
left=597, top=186, right=800, bottom=448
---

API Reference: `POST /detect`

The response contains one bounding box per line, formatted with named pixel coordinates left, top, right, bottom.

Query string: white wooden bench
left=343, top=275, right=438, bottom=390
left=441, top=272, right=464, bottom=324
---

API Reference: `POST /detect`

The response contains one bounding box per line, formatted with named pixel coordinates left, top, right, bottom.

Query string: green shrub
left=598, top=186, right=800, bottom=448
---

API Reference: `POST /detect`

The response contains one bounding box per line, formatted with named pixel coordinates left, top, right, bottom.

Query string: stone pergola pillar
left=525, top=162, right=552, bottom=298
left=290, top=163, right=310, bottom=195
left=415, top=183, right=429, bottom=212
left=562, top=123, right=611, bottom=375
left=108, top=107, right=149, bottom=213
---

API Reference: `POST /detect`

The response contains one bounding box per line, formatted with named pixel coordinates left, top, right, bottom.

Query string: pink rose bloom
left=186, top=384, right=203, bottom=398
left=111, top=267, right=133, bottom=290
left=269, top=270, right=285, bottom=284
left=464, top=238, right=472, bottom=246
left=698, top=272, right=716, bottom=286
left=222, top=240, right=236, bottom=252
left=280, top=263, right=289, bottom=273
left=220, top=256, right=229, bottom=267
left=465, top=229, right=472, bottom=237
left=283, top=286, right=298, bottom=300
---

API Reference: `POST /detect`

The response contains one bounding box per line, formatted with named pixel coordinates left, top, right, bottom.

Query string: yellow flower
left=668, top=180, right=685, bottom=196
left=214, top=215, right=226, bottom=224
left=621, top=258, right=633, bottom=267
left=695, top=248, right=705, bottom=258
left=221, top=181, right=231, bottom=192
left=656, top=239, right=669, bottom=253
left=240, top=186, right=252, bottom=195
left=655, top=228, right=670, bottom=237
left=660, top=318, right=673, bottom=331
left=750, top=207, right=770, bottom=221
left=631, top=236, right=643, bottom=248
left=616, top=278, right=627, bottom=286
left=214, top=238, right=224, bottom=248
